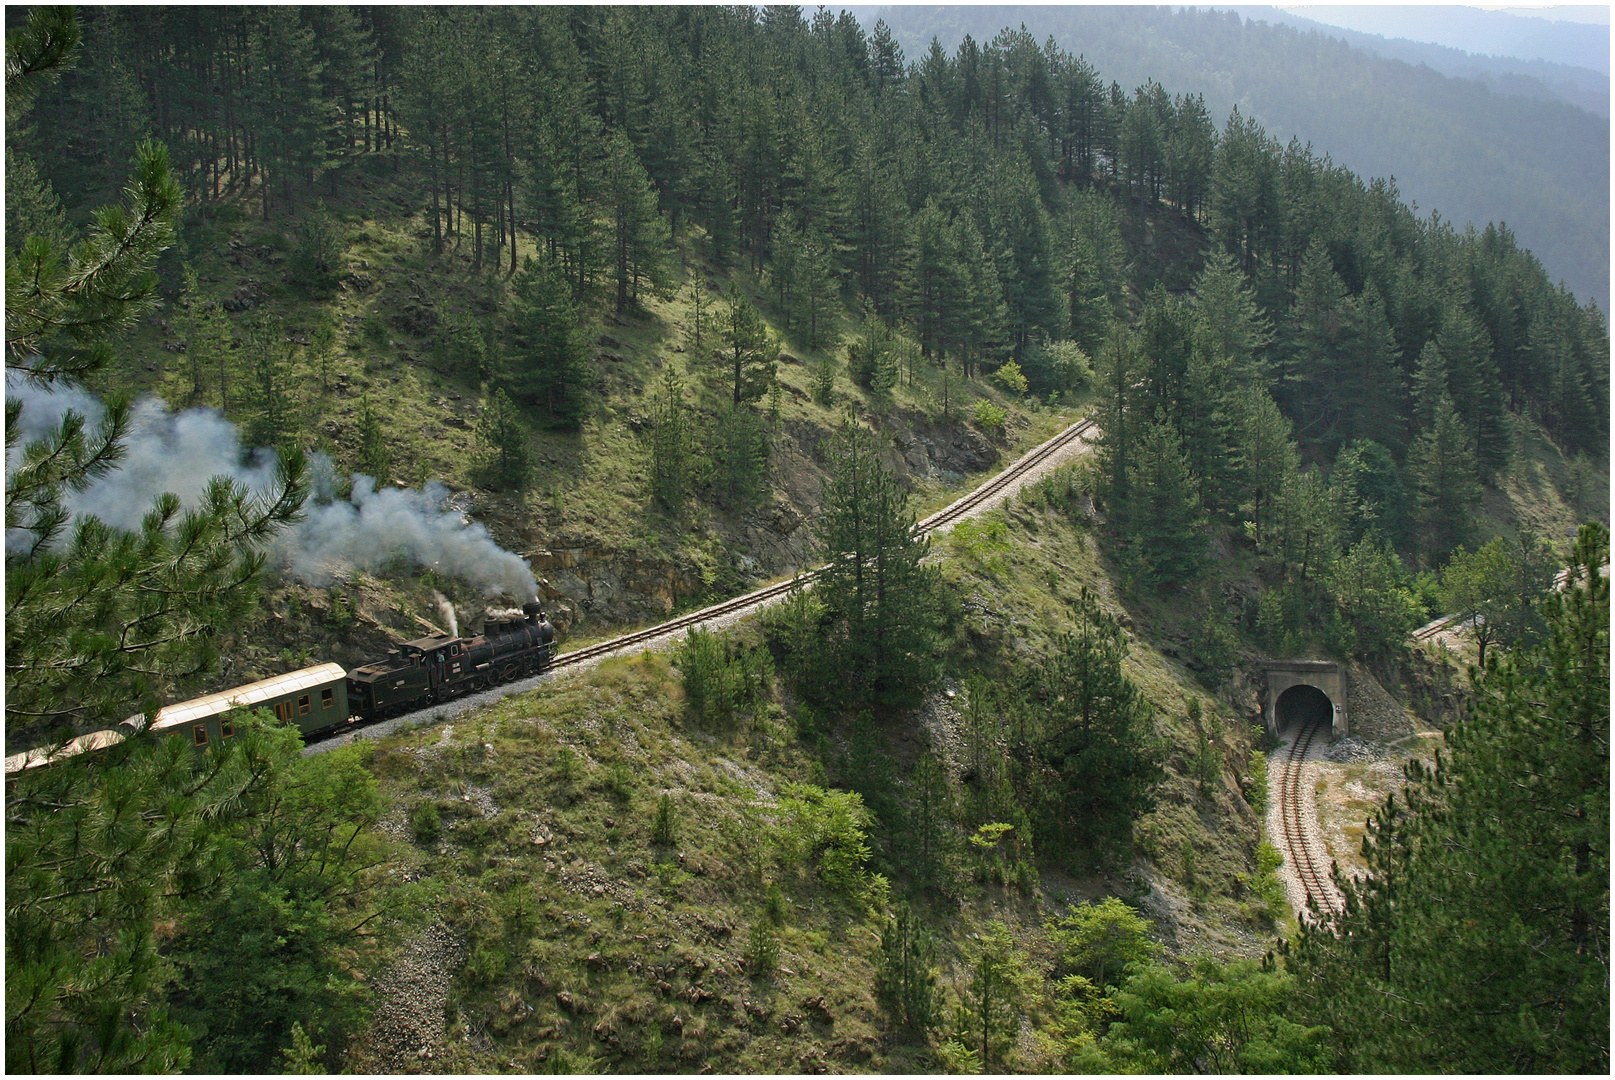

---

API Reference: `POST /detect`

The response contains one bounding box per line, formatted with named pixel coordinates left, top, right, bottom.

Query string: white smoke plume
left=434, top=591, right=459, bottom=637
left=6, top=376, right=538, bottom=599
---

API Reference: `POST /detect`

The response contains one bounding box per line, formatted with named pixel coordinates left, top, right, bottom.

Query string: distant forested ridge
left=1226, top=5, right=1610, bottom=118
left=863, top=3, right=1611, bottom=310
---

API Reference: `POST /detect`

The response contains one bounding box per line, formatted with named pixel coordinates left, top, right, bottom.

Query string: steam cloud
left=6, top=375, right=539, bottom=600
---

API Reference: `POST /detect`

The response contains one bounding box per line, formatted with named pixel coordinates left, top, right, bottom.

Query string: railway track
left=1412, top=562, right=1607, bottom=645
left=550, top=417, right=1098, bottom=672
left=1411, top=615, right=1455, bottom=642
left=307, top=416, right=1097, bottom=752
left=1277, top=719, right=1342, bottom=921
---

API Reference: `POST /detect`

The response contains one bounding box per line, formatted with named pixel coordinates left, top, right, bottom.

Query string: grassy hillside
left=340, top=467, right=1294, bottom=1072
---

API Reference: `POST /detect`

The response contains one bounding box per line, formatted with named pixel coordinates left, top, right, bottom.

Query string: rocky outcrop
left=1346, top=664, right=1418, bottom=743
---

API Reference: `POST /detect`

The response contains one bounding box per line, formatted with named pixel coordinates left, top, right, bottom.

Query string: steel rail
left=1278, top=718, right=1340, bottom=920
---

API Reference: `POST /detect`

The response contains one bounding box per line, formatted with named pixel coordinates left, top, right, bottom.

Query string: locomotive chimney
left=523, top=600, right=543, bottom=624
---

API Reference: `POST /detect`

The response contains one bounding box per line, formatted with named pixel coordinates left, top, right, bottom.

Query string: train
left=4, top=602, right=556, bottom=775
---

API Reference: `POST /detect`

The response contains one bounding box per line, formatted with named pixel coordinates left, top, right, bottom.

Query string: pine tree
left=1435, top=298, right=1510, bottom=480
left=813, top=422, right=947, bottom=711
left=601, top=127, right=673, bottom=311
left=1407, top=393, right=1482, bottom=559
left=507, top=253, right=591, bottom=428
left=708, top=402, right=770, bottom=511
left=1324, top=536, right=1420, bottom=658
left=173, top=265, right=237, bottom=409
left=1126, top=413, right=1207, bottom=588
left=1288, top=524, right=1608, bottom=1073
left=963, top=921, right=1036, bottom=1072
left=1410, top=340, right=1447, bottom=432
left=1331, top=439, right=1410, bottom=550
left=717, top=283, right=775, bottom=406
left=1190, top=248, right=1273, bottom=388
left=647, top=366, right=693, bottom=510
left=875, top=902, right=941, bottom=1033
left=1027, top=589, right=1164, bottom=858
left=477, top=387, right=529, bottom=491
left=354, top=396, right=391, bottom=482
left=1233, top=387, right=1299, bottom=551
left=6, top=25, right=309, bottom=1067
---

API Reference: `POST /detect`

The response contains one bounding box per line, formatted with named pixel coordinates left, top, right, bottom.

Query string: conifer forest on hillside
left=5, top=6, right=1608, bottom=1074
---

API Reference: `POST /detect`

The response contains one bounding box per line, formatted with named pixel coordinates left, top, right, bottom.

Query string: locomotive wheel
left=498, top=663, right=518, bottom=682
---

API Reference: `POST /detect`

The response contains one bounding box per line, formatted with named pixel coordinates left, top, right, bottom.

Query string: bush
left=651, top=793, right=678, bottom=846
left=1020, top=340, right=1093, bottom=398
left=989, top=359, right=1028, bottom=395
left=410, top=801, right=441, bottom=844
left=1246, top=750, right=1269, bottom=813
left=673, top=627, right=774, bottom=726
left=973, top=399, right=1007, bottom=437
left=771, top=783, right=885, bottom=907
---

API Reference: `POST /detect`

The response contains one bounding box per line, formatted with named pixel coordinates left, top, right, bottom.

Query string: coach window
left=220, top=719, right=235, bottom=738
left=193, top=724, right=208, bottom=746
left=321, top=688, right=334, bottom=709
left=298, top=694, right=311, bottom=715
left=274, top=701, right=295, bottom=722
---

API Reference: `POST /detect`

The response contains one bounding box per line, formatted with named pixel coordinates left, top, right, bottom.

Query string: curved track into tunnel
left=1275, top=713, right=1344, bottom=922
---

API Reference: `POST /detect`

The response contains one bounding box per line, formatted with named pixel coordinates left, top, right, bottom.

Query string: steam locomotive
left=4, top=603, right=557, bottom=774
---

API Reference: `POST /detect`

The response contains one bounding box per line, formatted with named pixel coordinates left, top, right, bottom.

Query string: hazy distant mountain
left=857, top=5, right=1609, bottom=309
left=1274, top=4, right=1610, bottom=72
left=1241, top=6, right=1607, bottom=116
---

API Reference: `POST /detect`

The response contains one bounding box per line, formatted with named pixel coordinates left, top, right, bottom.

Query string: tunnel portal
left=1260, top=660, right=1348, bottom=739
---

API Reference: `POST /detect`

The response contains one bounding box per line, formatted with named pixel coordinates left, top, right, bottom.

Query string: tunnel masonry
left=1260, top=660, right=1348, bottom=740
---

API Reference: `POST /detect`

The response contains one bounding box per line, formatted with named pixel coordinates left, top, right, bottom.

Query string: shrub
left=410, top=801, right=441, bottom=844
left=673, top=627, right=773, bottom=726
left=973, top=399, right=1007, bottom=436
left=989, top=359, right=1028, bottom=395
left=1020, top=340, right=1093, bottom=398
left=1246, top=750, right=1269, bottom=813
left=771, top=783, right=884, bottom=906
left=651, top=793, right=678, bottom=846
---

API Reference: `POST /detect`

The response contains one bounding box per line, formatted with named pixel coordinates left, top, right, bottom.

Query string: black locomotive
left=347, top=601, right=556, bottom=720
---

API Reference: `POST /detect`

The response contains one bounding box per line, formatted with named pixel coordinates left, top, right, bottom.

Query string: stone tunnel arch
left=1261, top=661, right=1348, bottom=739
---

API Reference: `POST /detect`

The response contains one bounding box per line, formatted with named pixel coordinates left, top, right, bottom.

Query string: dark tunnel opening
left=1276, top=683, right=1333, bottom=735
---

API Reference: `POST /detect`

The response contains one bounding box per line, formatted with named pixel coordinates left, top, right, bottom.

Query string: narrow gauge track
left=1278, top=719, right=1341, bottom=920
left=306, top=417, right=1097, bottom=752
left=1411, top=616, right=1454, bottom=642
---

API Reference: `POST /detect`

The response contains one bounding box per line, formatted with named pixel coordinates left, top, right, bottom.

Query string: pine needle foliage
left=1285, top=523, right=1609, bottom=1073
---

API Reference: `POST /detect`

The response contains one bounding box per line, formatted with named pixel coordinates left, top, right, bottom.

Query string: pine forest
left=5, top=5, right=1607, bottom=1074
